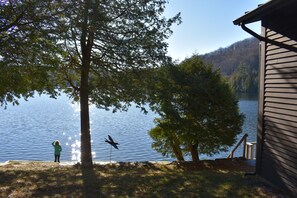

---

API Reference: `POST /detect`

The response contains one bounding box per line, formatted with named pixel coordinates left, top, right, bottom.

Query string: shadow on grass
left=0, top=160, right=284, bottom=197
left=80, top=165, right=104, bottom=197
left=0, top=164, right=101, bottom=197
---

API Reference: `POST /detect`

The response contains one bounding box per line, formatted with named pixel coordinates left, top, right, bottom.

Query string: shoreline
left=0, top=158, right=256, bottom=169
left=0, top=160, right=175, bottom=167
left=0, top=159, right=173, bottom=163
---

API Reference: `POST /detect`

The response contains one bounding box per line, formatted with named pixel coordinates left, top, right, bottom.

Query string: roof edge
left=233, top=0, right=294, bottom=25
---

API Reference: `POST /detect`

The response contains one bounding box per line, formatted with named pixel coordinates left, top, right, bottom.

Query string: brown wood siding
left=261, top=154, right=297, bottom=195
left=255, top=25, right=266, bottom=175
left=260, top=11, right=297, bottom=194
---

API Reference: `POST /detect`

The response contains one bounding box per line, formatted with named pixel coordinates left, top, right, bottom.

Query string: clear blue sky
left=165, top=0, right=268, bottom=61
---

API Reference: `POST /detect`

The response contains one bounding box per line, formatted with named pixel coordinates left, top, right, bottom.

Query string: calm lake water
left=0, top=93, right=258, bottom=162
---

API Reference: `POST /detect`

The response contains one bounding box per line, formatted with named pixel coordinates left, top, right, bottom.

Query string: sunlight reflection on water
left=0, top=93, right=258, bottom=162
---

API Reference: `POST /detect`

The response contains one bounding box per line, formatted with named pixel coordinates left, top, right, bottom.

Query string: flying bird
left=105, top=135, right=119, bottom=149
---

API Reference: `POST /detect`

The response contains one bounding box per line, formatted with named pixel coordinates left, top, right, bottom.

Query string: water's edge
left=0, top=94, right=258, bottom=162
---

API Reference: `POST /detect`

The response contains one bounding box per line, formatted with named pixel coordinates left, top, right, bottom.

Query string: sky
left=164, top=0, right=269, bottom=61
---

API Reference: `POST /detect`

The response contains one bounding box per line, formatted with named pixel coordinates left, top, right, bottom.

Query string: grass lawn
left=0, top=159, right=285, bottom=197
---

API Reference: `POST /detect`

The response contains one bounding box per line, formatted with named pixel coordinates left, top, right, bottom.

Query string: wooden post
left=251, top=144, right=254, bottom=159
left=245, top=142, right=257, bottom=159
left=246, top=143, right=250, bottom=159
left=243, top=135, right=247, bottom=159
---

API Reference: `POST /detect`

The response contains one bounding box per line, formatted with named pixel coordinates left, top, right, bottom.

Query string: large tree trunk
left=169, top=133, right=184, bottom=161
left=171, top=142, right=184, bottom=161
left=80, top=1, right=94, bottom=166
left=80, top=39, right=92, bottom=166
left=80, top=48, right=94, bottom=166
left=80, top=70, right=93, bottom=166
left=189, top=144, right=199, bottom=162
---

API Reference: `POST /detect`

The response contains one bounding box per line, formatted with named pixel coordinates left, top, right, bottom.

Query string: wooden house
left=234, top=0, right=297, bottom=195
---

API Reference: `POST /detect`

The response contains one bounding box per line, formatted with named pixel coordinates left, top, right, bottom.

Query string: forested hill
left=200, top=37, right=259, bottom=94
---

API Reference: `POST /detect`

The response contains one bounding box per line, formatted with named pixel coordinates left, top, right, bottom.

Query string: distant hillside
left=200, top=37, right=259, bottom=94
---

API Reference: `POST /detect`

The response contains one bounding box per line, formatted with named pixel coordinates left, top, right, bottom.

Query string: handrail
left=227, top=133, right=248, bottom=159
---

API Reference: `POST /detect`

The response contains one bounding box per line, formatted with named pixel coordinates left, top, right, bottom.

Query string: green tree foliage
left=200, top=37, right=259, bottom=94
left=1, top=0, right=180, bottom=166
left=229, top=62, right=258, bottom=93
left=148, top=56, right=245, bottom=161
left=0, top=1, right=64, bottom=106
left=149, top=119, right=185, bottom=161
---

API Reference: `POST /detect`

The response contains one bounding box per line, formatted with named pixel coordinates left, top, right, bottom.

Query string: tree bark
left=80, top=68, right=93, bottom=166
left=189, top=144, right=199, bottom=162
left=80, top=40, right=92, bottom=166
left=171, top=143, right=184, bottom=161
left=169, top=133, right=184, bottom=161
left=80, top=0, right=94, bottom=166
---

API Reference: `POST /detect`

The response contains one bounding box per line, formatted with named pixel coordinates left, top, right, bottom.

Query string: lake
left=0, top=93, right=258, bottom=162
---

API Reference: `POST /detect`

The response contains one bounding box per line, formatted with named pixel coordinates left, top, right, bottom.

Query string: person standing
left=52, top=140, right=62, bottom=163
